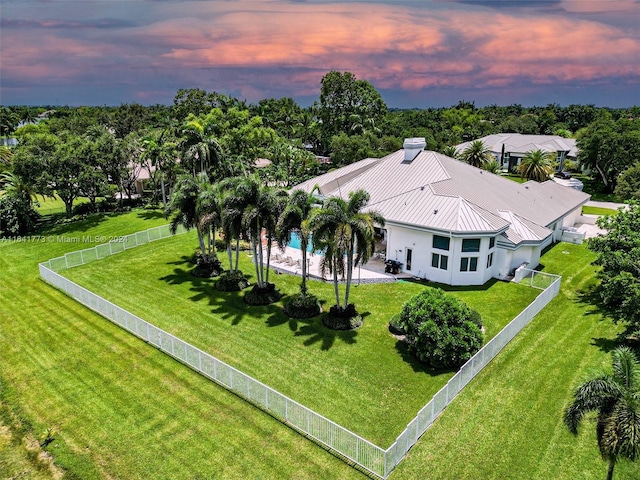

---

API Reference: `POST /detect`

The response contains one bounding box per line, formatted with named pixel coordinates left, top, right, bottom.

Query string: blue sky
left=1, top=0, right=639, bottom=107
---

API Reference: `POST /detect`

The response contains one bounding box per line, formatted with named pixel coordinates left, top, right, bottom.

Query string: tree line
left=1, top=70, right=639, bottom=238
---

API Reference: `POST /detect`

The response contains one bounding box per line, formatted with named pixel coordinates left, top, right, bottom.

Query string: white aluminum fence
left=43, top=224, right=186, bottom=273
left=383, top=272, right=561, bottom=475
left=39, top=228, right=561, bottom=479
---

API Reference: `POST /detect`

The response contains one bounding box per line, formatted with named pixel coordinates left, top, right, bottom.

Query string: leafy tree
left=460, top=140, right=493, bottom=168
left=398, top=287, right=483, bottom=369
left=588, top=202, right=640, bottom=330
left=498, top=114, right=539, bottom=134
left=564, top=347, right=640, bottom=480
left=318, top=71, right=386, bottom=152
left=310, top=190, right=384, bottom=320
left=615, top=164, right=640, bottom=202
left=518, top=149, right=556, bottom=182
left=577, top=116, right=640, bottom=193
left=483, top=160, right=502, bottom=174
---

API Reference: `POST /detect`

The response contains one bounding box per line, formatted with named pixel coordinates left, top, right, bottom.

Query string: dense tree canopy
left=588, top=202, right=640, bottom=331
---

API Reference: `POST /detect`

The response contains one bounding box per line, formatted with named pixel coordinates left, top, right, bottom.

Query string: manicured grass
left=582, top=205, right=619, bottom=216
left=3, top=211, right=636, bottom=479
left=62, top=233, right=537, bottom=446
left=500, top=173, right=527, bottom=184
left=34, top=194, right=92, bottom=215
left=393, top=243, right=639, bottom=479
left=1, top=211, right=360, bottom=479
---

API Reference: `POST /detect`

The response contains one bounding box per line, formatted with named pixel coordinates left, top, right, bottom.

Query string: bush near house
left=399, top=287, right=483, bottom=369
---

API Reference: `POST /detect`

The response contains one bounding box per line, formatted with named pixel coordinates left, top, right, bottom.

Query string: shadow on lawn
left=401, top=277, right=499, bottom=292
left=394, top=340, right=457, bottom=377
left=264, top=298, right=361, bottom=351
left=137, top=210, right=165, bottom=220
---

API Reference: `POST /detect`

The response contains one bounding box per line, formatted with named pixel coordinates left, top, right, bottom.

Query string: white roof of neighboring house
left=456, top=134, right=578, bottom=157
left=293, top=146, right=590, bottom=246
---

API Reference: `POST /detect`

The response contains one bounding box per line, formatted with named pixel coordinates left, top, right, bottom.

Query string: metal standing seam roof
left=291, top=147, right=590, bottom=246
left=456, top=134, right=578, bottom=157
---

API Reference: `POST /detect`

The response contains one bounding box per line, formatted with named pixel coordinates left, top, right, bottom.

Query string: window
left=487, top=252, right=494, bottom=268
left=432, top=253, right=448, bottom=270
left=462, top=239, right=481, bottom=252
left=489, top=237, right=495, bottom=249
left=433, top=235, right=450, bottom=251
left=406, top=248, right=412, bottom=271
left=460, top=257, right=478, bottom=272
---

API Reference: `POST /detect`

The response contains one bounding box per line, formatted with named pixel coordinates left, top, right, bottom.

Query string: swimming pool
left=288, top=232, right=316, bottom=253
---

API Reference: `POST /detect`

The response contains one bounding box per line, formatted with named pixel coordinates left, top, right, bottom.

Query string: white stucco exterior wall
left=386, top=225, right=499, bottom=286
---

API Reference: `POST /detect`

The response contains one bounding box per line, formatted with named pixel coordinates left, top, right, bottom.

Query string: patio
left=267, top=245, right=405, bottom=283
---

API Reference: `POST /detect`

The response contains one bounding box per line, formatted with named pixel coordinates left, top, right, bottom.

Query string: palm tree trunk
left=606, top=459, right=615, bottom=480
left=344, top=245, right=354, bottom=310
left=300, top=237, right=308, bottom=296
left=333, top=258, right=341, bottom=309
left=265, top=236, right=272, bottom=285
left=251, top=236, right=261, bottom=287
left=196, top=225, right=206, bottom=256
left=227, top=242, right=233, bottom=272
left=161, top=174, right=166, bottom=209
left=235, top=238, right=240, bottom=272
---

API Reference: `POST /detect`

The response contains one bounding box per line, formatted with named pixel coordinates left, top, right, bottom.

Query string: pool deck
left=267, top=245, right=405, bottom=283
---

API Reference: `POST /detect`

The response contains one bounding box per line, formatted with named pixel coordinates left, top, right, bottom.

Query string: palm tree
left=482, top=159, right=502, bottom=175
left=518, top=149, right=556, bottom=182
left=276, top=187, right=320, bottom=296
left=460, top=140, right=492, bottom=168
left=441, top=145, right=460, bottom=159
left=310, top=189, right=384, bottom=313
left=564, top=347, right=640, bottom=480
left=179, top=117, right=224, bottom=177
left=166, top=173, right=208, bottom=256
left=225, top=175, right=285, bottom=290
left=0, top=146, right=13, bottom=166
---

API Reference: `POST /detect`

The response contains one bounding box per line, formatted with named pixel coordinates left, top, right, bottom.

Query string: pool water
left=288, top=232, right=315, bottom=253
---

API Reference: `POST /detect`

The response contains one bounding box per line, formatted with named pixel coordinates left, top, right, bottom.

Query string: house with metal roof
left=455, top=133, right=577, bottom=173
left=293, top=138, right=590, bottom=286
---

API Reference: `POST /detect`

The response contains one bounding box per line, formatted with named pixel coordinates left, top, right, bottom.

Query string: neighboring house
left=455, top=134, right=578, bottom=172
left=293, top=138, right=590, bottom=286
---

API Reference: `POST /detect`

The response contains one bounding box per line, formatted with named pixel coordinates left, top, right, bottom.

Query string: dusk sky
left=1, top=0, right=639, bottom=108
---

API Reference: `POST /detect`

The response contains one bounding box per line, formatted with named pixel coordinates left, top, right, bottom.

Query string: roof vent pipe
left=403, top=137, right=427, bottom=162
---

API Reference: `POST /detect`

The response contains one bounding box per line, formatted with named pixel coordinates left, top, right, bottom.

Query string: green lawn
left=582, top=205, right=619, bottom=216
left=61, top=232, right=537, bottom=446
left=35, top=194, right=92, bottom=215
left=2, top=212, right=637, bottom=479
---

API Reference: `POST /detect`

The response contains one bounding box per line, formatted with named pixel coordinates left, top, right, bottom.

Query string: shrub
left=215, top=271, right=250, bottom=292
left=322, top=304, right=363, bottom=330
left=399, top=287, right=483, bottom=369
left=283, top=293, right=321, bottom=319
left=244, top=283, right=282, bottom=306
left=0, top=194, right=40, bottom=237
left=388, top=313, right=405, bottom=335
left=191, top=253, right=223, bottom=278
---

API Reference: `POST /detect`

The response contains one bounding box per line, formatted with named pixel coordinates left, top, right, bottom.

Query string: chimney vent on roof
left=403, top=137, right=426, bottom=162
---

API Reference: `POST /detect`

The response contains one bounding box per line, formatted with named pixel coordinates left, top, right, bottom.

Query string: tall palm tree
left=310, top=189, right=384, bottom=312
left=225, top=175, right=285, bottom=289
left=460, top=140, right=492, bottom=168
left=276, top=187, right=320, bottom=296
left=179, top=117, right=224, bottom=177
left=564, top=347, right=640, bottom=480
left=518, top=149, right=556, bottom=182
left=166, top=173, right=208, bottom=256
